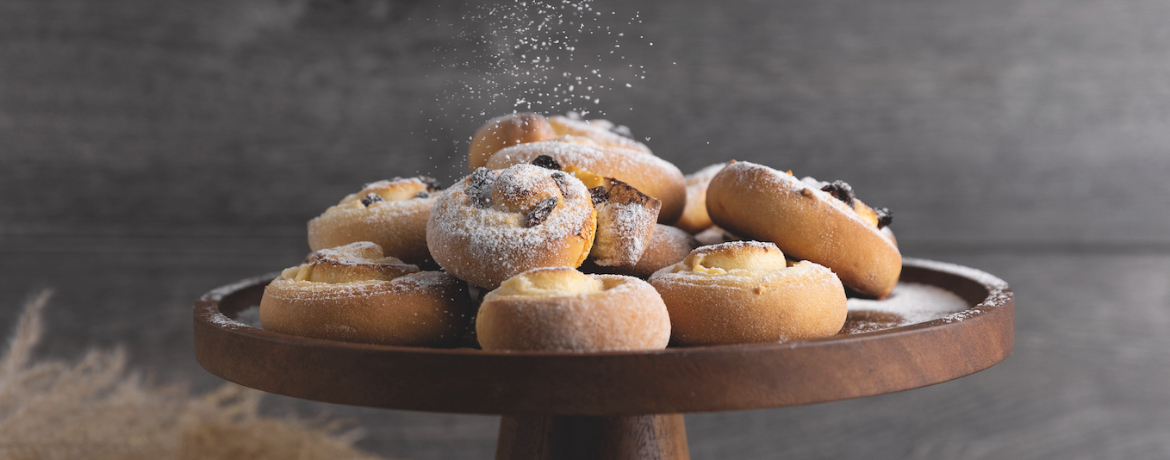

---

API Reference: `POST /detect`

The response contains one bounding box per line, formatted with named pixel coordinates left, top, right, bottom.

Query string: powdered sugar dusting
left=490, top=141, right=683, bottom=185
left=202, top=273, right=279, bottom=303
left=906, top=258, right=1013, bottom=317
left=208, top=305, right=262, bottom=330
left=698, top=240, right=776, bottom=252
left=314, top=242, right=386, bottom=265
left=717, top=161, right=897, bottom=252
left=208, top=312, right=247, bottom=329
left=428, top=164, right=595, bottom=288
left=235, top=305, right=262, bottom=328
left=591, top=200, right=656, bottom=266
left=848, top=282, right=969, bottom=321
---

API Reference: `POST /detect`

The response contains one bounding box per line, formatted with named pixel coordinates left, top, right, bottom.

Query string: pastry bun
left=706, top=161, right=901, bottom=298
left=307, top=176, right=440, bottom=265
left=476, top=267, right=671, bottom=351
left=486, top=141, right=686, bottom=224
left=540, top=161, right=662, bottom=267
left=426, top=164, right=597, bottom=289
left=582, top=224, right=699, bottom=279
left=468, top=113, right=650, bottom=170
left=546, top=114, right=651, bottom=154
left=259, top=242, right=474, bottom=346
left=648, top=241, right=847, bottom=346
left=676, top=163, right=725, bottom=233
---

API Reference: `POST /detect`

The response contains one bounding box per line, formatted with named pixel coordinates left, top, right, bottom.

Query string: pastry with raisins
left=426, top=164, right=597, bottom=290
left=706, top=161, right=901, bottom=298
left=468, top=112, right=651, bottom=170
left=308, top=176, right=441, bottom=265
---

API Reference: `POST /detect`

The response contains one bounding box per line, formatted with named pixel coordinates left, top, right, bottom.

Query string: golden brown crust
left=486, top=141, right=687, bottom=224
left=630, top=225, right=700, bottom=276
left=676, top=163, right=725, bottom=233
left=476, top=268, right=671, bottom=351
left=307, top=177, right=439, bottom=265
left=468, top=113, right=652, bottom=171
left=648, top=241, right=847, bottom=346
left=259, top=242, right=474, bottom=346
left=706, top=162, right=902, bottom=298
left=546, top=115, right=651, bottom=153
left=468, top=113, right=556, bottom=170
left=426, top=164, right=597, bottom=290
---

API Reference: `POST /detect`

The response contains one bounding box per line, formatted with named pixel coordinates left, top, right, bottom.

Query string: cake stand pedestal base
left=497, top=414, right=689, bottom=460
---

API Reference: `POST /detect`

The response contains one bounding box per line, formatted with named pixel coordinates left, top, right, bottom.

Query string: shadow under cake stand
left=193, top=258, right=1014, bottom=460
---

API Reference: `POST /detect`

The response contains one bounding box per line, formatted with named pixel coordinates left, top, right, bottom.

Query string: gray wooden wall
left=2, top=0, right=1168, bottom=458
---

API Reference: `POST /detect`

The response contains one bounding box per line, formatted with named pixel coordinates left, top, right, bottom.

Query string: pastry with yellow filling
left=528, top=156, right=661, bottom=267
left=476, top=267, right=671, bottom=351
left=468, top=112, right=650, bottom=170
left=648, top=241, right=847, bottom=345
left=259, top=242, right=474, bottom=346
left=487, top=139, right=686, bottom=224
left=706, top=161, right=901, bottom=298
left=307, top=176, right=440, bottom=265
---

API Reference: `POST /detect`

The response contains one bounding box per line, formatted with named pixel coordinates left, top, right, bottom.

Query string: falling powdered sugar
left=434, top=0, right=648, bottom=118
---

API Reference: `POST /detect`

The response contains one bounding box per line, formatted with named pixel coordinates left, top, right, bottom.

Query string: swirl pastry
left=706, top=161, right=901, bottom=298
left=486, top=140, right=686, bottom=224
left=307, top=176, right=440, bottom=265
left=648, top=241, right=847, bottom=346
left=468, top=112, right=650, bottom=170
left=527, top=156, right=661, bottom=267
left=476, top=267, right=671, bottom=351
left=259, top=242, right=474, bottom=346
left=426, top=164, right=597, bottom=289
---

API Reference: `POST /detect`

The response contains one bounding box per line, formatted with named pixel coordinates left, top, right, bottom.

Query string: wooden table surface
left=2, top=0, right=1168, bottom=458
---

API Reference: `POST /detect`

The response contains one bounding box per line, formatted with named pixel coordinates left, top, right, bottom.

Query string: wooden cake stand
left=194, top=258, right=1013, bottom=460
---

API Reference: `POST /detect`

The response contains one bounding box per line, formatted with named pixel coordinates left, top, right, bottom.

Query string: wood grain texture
left=496, top=415, right=688, bottom=460
left=1, top=0, right=1167, bottom=457
left=1, top=0, right=1169, bottom=246
left=192, top=260, right=1012, bottom=416
left=1, top=240, right=1167, bottom=458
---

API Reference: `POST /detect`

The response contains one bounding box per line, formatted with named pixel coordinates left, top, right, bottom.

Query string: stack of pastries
left=258, top=112, right=901, bottom=352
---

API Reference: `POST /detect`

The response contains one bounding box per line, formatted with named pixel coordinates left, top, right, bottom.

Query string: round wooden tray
left=194, top=258, right=1013, bottom=459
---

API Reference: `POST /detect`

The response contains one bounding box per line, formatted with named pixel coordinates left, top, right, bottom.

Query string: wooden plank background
left=2, top=0, right=1168, bottom=458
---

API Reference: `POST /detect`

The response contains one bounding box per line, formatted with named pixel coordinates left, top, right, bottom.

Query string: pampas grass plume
left=0, top=290, right=388, bottom=460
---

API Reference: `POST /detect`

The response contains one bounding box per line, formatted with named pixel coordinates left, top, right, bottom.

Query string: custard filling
left=675, top=242, right=790, bottom=277
left=485, top=267, right=605, bottom=301
left=280, top=243, right=417, bottom=284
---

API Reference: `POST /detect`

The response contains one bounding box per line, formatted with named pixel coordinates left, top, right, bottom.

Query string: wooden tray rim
left=193, top=258, right=1014, bottom=415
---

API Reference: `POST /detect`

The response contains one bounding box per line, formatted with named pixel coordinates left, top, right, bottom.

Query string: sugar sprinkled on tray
left=844, top=282, right=970, bottom=333
left=201, top=273, right=279, bottom=303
